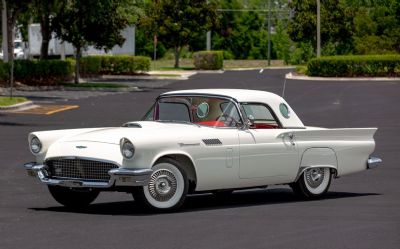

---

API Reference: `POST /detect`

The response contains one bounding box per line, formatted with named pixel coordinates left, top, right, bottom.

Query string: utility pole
left=2, top=0, right=8, bottom=62
left=132, top=25, right=136, bottom=56
left=206, top=0, right=211, bottom=50
left=153, top=34, right=157, bottom=70
left=316, top=0, right=321, bottom=57
left=206, top=31, right=211, bottom=51
left=267, top=0, right=271, bottom=66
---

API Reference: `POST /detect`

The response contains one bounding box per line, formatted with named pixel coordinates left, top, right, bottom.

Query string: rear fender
left=295, top=147, right=338, bottom=182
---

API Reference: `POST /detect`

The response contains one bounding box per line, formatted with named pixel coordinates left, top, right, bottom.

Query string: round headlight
left=30, top=136, right=42, bottom=154
left=120, top=138, right=135, bottom=159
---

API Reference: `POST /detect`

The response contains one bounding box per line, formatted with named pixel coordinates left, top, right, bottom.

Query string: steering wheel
left=216, top=114, right=239, bottom=127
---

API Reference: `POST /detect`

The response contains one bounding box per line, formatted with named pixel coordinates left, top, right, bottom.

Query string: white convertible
left=24, top=89, right=382, bottom=210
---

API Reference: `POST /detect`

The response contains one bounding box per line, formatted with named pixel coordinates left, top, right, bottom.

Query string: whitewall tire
left=290, top=167, right=332, bottom=199
left=133, top=158, right=188, bottom=211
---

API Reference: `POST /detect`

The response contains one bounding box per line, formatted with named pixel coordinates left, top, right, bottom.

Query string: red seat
left=253, top=123, right=278, bottom=129
left=196, top=121, right=226, bottom=127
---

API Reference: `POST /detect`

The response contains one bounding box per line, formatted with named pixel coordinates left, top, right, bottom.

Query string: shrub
left=289, top=42, right=315, bottom=65
left=193, top=51, right=224, bottom=70
left=80, top=56, right=102, bottom=75
left=307, top=55, right=400, bottom=77
left=0, top=59, right=74, bottom=86
left=80, top=55, right=151, bottom=75
left=221, top=50, right=235, bottom=60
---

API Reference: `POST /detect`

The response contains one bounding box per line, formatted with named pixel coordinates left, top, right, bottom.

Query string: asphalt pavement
left=0, top=69, right=399, bottom=249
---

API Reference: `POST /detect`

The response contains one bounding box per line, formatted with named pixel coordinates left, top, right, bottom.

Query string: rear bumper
left=367, top=157, right=382, bottom=169
left=23, top=162, right=152, bottom=188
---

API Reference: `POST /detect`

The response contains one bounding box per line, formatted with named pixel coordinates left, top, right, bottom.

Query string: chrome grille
left=46, top=158, right=118, bottom=182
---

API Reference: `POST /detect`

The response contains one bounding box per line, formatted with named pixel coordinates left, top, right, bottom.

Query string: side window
left=242, top=103, right=280, bottom=129
left=158, top=102, right=190, bottom=121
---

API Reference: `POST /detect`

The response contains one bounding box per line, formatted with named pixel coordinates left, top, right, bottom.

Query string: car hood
left=60, top=121, right=201, bottom=144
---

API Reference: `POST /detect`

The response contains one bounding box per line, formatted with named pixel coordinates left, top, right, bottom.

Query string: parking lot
left=0, top=69, right=399, bottom=249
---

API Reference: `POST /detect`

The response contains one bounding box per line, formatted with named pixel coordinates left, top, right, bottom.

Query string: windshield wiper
left=156, top=120, right=200, bottom=127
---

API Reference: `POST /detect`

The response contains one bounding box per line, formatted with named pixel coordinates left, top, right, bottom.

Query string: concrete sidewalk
left=286, top=72, right=400, bottom=81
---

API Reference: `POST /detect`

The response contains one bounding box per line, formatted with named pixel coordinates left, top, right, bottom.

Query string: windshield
left=143, top=96, right=242, bottom=128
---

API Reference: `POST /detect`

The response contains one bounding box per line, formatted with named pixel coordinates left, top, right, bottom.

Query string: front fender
left=151, top=150, right=196, bottom=168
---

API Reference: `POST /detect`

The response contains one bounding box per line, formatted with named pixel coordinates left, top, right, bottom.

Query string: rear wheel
left=133, top=158, right=188, bottom=211
left=48, top=185, right=99, bottom=209
left=290, top=167, right=332, bottom=199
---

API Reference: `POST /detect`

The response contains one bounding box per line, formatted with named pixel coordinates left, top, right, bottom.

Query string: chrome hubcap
left=148, top=169, right=177, bottom=202
left=305, top=168, right=325, bottom=188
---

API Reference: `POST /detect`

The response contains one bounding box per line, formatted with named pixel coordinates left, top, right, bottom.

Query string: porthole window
left=196, top=102, right=209, bottom=118
left=279, top=103, right=290, bottom=119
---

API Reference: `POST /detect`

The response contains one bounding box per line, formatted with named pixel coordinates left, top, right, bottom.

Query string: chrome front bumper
left=367, top=157, right=382, bottom=169
left=23, top=162, right=152, bottom=188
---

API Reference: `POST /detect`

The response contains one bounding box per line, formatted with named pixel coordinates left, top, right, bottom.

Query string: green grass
left=224, top=59, right=285, bottom=69
left=151, top=59, right=286, bottom=70
left=61, top=82, right=128, bottom=88
left=0, top=96, right=28, bottom=107
left=151, top=59, right=195, bottom=71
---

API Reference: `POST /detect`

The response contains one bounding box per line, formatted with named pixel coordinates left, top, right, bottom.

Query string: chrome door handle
left=286, top=133, right=295, bottom=146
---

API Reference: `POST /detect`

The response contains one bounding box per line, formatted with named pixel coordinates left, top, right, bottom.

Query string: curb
left=285, top=72, right=400, bottom=82
left=99, top=74, right=192, bottom=80
left=1, top=86, right=141, bottom=92
left=194, top=70, right=224, bottom=74
left=0, top=100, right=35, bottom=110
left=60, top=86, right=141, bottom=92
left=225, top=66, right=296, bottom=71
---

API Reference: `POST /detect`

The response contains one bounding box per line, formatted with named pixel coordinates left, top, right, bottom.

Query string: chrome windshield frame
left=152, top=93, right=248, bottom=129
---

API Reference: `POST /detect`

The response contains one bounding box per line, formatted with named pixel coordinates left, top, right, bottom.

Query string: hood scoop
left=122, top=122, right=142, bottom=128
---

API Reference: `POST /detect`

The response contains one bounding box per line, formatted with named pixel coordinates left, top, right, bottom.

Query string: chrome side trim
left=178, top=142, right=201, bottom=147
left=24, top=162, right=152, bottom=188
left=367, top=157, right=382, bottom=169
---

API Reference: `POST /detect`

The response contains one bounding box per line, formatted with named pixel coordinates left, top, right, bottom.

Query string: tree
left=272, top=20, right=291, bottom=64
left=30, top=0, right=62, bottom=59
left=349, top=0, right=400, bottom=54
left=210, top=0, right=291, bottom=60
left=141, top=0, right=218, bottom=68
left=4, top=0, right=32, bottom=60
left=213, top=8, right=268, bottom=59
left=287, top=0, right=353, bottom=56
left=52, top=0, right=140, bottom=83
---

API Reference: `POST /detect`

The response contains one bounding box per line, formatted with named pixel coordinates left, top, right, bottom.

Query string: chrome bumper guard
left=367, top=157, right=382, bottom=169
left=23, top=162, right=152, bottom=188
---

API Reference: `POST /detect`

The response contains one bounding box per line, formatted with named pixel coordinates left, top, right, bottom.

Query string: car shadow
left=30, top=188, right=381, bottom=216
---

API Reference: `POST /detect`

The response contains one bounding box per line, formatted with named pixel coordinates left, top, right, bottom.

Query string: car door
left=238, top=103, right=300, bottom=180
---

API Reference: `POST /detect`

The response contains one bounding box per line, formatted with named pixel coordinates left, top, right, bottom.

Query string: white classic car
left=24, top=89, right=382, bottom=211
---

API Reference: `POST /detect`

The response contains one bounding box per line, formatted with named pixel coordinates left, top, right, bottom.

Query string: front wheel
left=48, top=185, right=99, bottom=209
left=290, top=167, right=332, bottom=199
left=133, top=158, right=188, bottom=211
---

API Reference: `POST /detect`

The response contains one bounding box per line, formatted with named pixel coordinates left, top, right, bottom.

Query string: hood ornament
left=76, top=145, right=87, bottom=149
